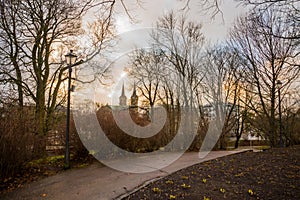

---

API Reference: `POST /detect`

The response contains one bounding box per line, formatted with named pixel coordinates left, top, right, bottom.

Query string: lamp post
left=276, top=80, right=283, bottom=148
left=64, top=50, right=77, bottom=169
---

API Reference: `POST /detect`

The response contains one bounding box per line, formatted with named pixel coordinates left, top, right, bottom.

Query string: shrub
left=70, top=106, right=208, bottom=158
left=0, top=106, right=36, bottom=179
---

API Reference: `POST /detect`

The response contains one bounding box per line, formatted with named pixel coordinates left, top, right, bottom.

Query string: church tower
left=130, top=82, right=138, bottom=108
left=119, top=83, right=127, bottom=106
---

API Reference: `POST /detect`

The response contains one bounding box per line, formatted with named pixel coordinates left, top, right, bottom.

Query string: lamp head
left=276, top=80, right=283, bottom=88
left=65, top=50, right=77, bottom=65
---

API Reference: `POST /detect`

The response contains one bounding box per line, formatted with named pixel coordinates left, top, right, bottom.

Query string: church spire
left=131, top=82, right=138, bottom=109
left=132, top=82, right=137, bottom=96
left=119, top=82, right=127, bottom=106
left=121, top=83, right=125, bottom=96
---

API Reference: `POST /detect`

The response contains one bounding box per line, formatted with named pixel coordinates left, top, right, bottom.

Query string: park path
left=1, top=149, right=250, bottom=200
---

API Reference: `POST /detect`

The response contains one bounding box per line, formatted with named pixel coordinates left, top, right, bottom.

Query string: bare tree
left=125, top=12, right=205, bottom=149
left=201, top=45, right=243, bottom=149
left=238, top=0, right=300, bottom=41
left=0, top=0, right=131, bottom=136
left=151, top=11, right=205, bottom=110
left=178, top=0, right=224, bottom=19
left=127, top=48, right=165, bottom=109
left=229, top=9, right=300, bottom=147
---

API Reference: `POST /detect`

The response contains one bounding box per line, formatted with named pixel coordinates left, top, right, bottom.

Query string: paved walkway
left=1, top=149, right=250, bottom=200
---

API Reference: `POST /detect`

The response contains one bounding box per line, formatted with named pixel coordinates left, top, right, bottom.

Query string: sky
left=74, top=0, right=246, bottom=106
left=114, top=0, right=246, bottom=41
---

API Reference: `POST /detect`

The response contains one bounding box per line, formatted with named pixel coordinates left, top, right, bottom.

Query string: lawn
left=123, top=146, right=300, bottom=200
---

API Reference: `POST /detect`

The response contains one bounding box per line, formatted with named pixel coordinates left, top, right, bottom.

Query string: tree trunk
left=234, top=135, right=241, bottom=149
left=35, top=82, right=47, bottom=155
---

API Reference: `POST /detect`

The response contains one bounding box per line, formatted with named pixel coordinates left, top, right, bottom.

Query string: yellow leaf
left=248, top=189, right=254, bottom=195
left=152, top=187, right=161, bottom=193
left=181, top=183, right=191, bottom=188
left=181, top=175, right=189, bottom=180
left=220, top=188, right=226, bottom=193
left=165, top=180, right=174, bottom=184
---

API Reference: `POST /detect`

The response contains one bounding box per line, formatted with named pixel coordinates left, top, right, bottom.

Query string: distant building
left=130, top=82, right=138, bottom=107
left=119, top=83, right=127, bottom=106
left=202, top=104, right=216, bottom=118
left=202, top=103, right=238, bottom=119
left=119, top=83, right=139, bottom=109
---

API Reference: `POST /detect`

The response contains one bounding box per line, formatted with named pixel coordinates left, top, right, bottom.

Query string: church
left=119, top=83, right=138, bottom=109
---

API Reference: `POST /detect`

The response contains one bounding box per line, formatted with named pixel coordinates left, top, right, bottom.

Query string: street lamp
left=276, top=80, right=283, bottom=148
left=64, top=50, right=77, bottom=169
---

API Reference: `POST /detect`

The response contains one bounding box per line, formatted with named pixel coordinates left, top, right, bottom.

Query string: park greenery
left=0, top=0, right=299, bottom=192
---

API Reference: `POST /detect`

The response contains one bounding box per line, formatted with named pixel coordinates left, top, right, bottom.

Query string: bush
left=69, top=115, right=89, bottom=158
left=70, top=106, right=208, bottom=159
left=0, top=106, right=36, bottom=179
left=45, top=112, right=89, bottom=158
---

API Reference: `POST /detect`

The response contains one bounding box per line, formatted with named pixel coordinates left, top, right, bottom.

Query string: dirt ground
left=124, top=146, right=300, bottom=200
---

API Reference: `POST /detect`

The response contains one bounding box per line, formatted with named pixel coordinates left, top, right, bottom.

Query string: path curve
left=1, top=149, right=250, bottom=200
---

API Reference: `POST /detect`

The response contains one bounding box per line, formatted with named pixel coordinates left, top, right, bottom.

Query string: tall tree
left=0, top=0, right=126, bottom=135
left=229, top=9, right=300, bottom=147
left=127, top=48, right=165, bottom=110
left=151, top=11, right=205, bottom=110
left=201, top=45, right=242, bottom=149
